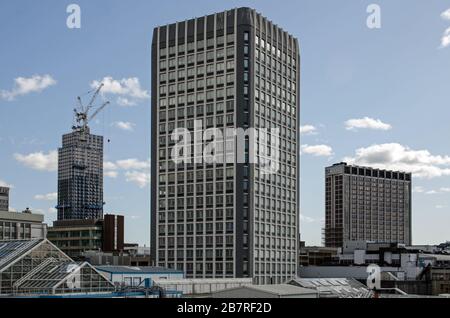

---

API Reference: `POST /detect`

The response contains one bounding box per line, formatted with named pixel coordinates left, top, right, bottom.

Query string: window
left=206, top=77, right=215, bottom=87
left=226, top=34, right=234, bottom=44
left=216, top=62, right=225, bottom=72
left=217, top=48, right=224, bottom=59
left=244, top=31, right=249, bottom=42
left=197, top=52, right=204, bottom=64
left=216, top=75, right=224, bottom=86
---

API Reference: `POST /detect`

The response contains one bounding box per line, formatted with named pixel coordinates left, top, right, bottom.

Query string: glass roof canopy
left=0, top=239, right=114, bottom=296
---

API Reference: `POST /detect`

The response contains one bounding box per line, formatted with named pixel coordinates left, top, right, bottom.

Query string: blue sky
left=1, top=0, right=450, bottom=246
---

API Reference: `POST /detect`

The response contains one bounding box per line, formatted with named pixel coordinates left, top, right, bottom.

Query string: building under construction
left=56, top=84, right=109, bottom=220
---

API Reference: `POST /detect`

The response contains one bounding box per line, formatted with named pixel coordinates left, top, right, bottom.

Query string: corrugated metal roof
left=246, top=284, right=317, bottom=296
left=290, top=277, right=370, bottom=298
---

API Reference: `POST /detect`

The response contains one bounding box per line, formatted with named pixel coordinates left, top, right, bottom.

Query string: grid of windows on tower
left=152, top=8, right=299, bottom=285
left=325, top=164, right=412, bottom=248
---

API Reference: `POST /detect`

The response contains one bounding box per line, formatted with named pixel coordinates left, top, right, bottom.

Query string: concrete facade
left=0, top=209, right=47, bottom=240
left=325, top=162, right=412, bottom=248
left=151, top=7, right=300, bottom=285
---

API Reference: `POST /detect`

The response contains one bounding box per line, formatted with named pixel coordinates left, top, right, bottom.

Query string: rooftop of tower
left=152, top=7, right=299, bottom=45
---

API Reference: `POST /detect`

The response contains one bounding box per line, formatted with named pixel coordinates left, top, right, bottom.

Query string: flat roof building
left=96, top=265, right=184, bottom=288
left=151, top=7, right=300, bottom=284
left=47, top=214, right=124, bottom=258
left=0, top=208, right=47, bottom=240
left=324, top=162, right=412, bottom=248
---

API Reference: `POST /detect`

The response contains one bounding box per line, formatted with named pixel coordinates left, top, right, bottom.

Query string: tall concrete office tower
left=151, top=7, right=300, bottom=284
left=57, top=127, right=104, bottom=220
left=324, top=162, right=412, bottom=248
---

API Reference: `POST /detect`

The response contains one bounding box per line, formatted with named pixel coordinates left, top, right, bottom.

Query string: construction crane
left=72, top=83, right=110, bottom=133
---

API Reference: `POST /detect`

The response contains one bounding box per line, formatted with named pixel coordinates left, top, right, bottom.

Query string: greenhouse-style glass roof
left=0, top=239, right=114, bottom=296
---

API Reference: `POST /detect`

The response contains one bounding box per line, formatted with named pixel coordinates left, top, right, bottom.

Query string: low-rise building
left=47, top=218, right=103, bottom=257
left=47, top=214, right=124, bottom=258
left=299, top=246, right=339, bottom=266
left=95, top=266, right=184, bottom=288
left=82, top=244, right=151, bottom=266
left=298, top=241, right=450, bottom=296
left=0, top=208, right=47, bottom=240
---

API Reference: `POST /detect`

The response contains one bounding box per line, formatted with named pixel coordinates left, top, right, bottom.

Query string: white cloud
left=104, top=158, right=149, bottom=186
left=436, top=205, right=447, bottom=209
left=441, top=8, right=450, bottom=20
left=113, top=121, right=135, bottom=131
left=415, top=187, right=450, bottom=194
left=343, top=143, right=450, bottom=178
left=116, top=158, right=150, bottom=170
left=104, top=171, right=118, bottom=178
left=91, top=76, right=149, bottom=106
left=413, top=186, right=425, bottom=193
left=48, top=207, right=57, bottom=213
left=125, top=171, right=150, bottom=188
left=300, top=214, right=315, bottom=223
left=440, top=9, right=450, bottom=48
left=0, top=179, right=13, bottom=188
left=34, top=192, right=57, bottom=201
left=104, top=161, right=118, bottom=177
left=301, top=144, right=333, bottom=157
left=441, top=27, right=450, bottom=48
left=104, top=161, right=118, bottom=170
left=1, top=74, right=56, bottom=101
left=117, top=97, right=137, bottom=107
left=300, top=125, right=317, bottom=135
left=14, top=150, right=57, bottom=172
left=345, top=117, right=392, bottom=131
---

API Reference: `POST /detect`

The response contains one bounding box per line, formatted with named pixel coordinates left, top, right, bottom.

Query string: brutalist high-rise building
left=57, top=127, right=104, bottom=220
left=151, top=7, right=300, bottom=284
left=324, top=162, right=412, bottom=248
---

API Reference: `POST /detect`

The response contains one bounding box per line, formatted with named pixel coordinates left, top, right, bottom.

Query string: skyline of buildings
left=2, top=1, right=450, bottom=302
left=1, top=3, right=449, bottom=250
left=151, top=7, right=300, bottom=284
